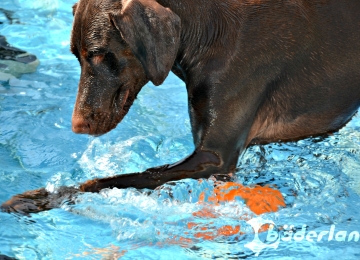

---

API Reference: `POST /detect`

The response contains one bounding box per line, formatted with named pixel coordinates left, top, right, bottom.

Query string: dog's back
left=235, top=0, right=360, bottom=144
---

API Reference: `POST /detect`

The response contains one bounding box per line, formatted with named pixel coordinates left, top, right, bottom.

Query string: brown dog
left=71, top=0, right=360, bottom=192
left=2, top=0, right=360, bottom=213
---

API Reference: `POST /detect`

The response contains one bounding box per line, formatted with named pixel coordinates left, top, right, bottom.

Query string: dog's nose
left=72, top=116, right=91, bottom=134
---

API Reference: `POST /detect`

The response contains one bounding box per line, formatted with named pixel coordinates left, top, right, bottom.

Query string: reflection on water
left=0, top=0, right=359, bottom=259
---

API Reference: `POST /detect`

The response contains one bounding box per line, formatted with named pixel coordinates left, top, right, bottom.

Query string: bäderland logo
left=245, top=217, right=360, bottom=256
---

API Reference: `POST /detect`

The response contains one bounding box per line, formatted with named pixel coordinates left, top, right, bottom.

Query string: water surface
left=0, top=1, right=359, bottom=259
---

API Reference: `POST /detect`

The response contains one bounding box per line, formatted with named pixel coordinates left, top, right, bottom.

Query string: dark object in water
left=0, top=254, right=17, bottom=260
left=0, top=8, right=16, bottom=24
left=0, top=35, right=39, bottom=79
left=0, top=8, right=18, bottom=24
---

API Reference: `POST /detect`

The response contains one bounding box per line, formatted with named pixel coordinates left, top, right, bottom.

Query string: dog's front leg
left=79, top=149, right=224, bottom=192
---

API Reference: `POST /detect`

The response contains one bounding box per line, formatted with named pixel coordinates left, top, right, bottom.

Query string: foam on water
left=0, top=0, right=360, bottom=259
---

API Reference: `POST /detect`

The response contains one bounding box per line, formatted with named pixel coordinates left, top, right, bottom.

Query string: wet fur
left=69, top=0, right=360, bottom=191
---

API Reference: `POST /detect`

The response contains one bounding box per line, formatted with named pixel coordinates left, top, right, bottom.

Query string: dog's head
left=70, top=0, right=181, bottom=135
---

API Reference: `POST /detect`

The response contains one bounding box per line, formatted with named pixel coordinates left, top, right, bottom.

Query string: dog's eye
left=88, top=52, right=105, bottom=65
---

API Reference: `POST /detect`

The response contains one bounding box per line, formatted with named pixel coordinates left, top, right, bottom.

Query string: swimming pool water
left=0, top=0, right=359, bottom=259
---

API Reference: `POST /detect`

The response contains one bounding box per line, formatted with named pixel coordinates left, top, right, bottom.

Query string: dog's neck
left=156, top=0, right=207, bottom=15
left=156, top=0, right=242, bottom=83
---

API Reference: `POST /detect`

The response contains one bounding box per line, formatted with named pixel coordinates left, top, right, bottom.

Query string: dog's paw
left=1, top=186, right=80, bottom=215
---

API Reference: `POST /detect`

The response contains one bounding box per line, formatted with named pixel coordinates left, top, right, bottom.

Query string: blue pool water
left=0, top=0, right=359, bottom=259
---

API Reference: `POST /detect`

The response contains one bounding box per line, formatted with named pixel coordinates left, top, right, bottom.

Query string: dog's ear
left=72, top=3, right=78, bottom=16
left=109, top=0, right=181, bottom=86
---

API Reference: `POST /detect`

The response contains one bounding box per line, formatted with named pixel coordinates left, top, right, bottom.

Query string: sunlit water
left=0, top=1, right=359, bottom=259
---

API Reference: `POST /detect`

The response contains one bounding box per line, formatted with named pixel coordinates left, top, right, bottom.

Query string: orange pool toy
left=201, top=182, right=286, bottom=215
